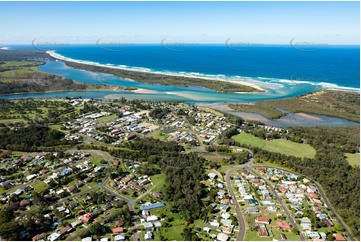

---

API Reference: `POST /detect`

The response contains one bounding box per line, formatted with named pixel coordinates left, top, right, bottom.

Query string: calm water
left=1, top=45, right=359, bottom=127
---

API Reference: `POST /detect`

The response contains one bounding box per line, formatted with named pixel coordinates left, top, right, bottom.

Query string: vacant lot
left=232, top=132, right=316, bottom=158
left=149, top=130, right=170, bottom=140
left=32, top=181, right=49, bottom=192
left=98, top=114, right=118, bottom=123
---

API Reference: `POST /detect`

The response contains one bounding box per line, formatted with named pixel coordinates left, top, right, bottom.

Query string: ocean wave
left=274, top=79, right=359, bottom=92
left=47, top=50, right=359, bottom=93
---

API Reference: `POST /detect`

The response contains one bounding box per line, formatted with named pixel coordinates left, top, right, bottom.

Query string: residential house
left=217, top=233, right=229, bottom=241
left=320, top=218, right=333, bottom=227
left=154, top=221, right=162, bottom=228
left=300, top=217, right=312, bottom=231
left=244, top=206, right=258, bottom=214
left=146, top=215, right=158, bottom=222
left=209, top=220, right=220, bottom=228
left=71, top=220, right=82, bottom=228
left=112, top=227, right=124, bottom=234
left=333, top=234, right=346, bottom=241
left=144, top=231, right=153, bottom=240
left=114, top=234, right=126, bottom=241
left=32, top=233, right=46, bottom=241
left=258, top=225, right=269, bottom=237
left=255, top=217, right=270, bottom=225
left=60, top=226, right=73, bottom=236
left=276, top=221, right=292, bottom=231
left=79, top=212, right=93, bottom=223
left=47, top=232, right=61, bottom=241
left=208, top=172, right=217, bottom=180
left=222, top=226, right=233, bottom=235
left=143, top=222, right=153, bottom=230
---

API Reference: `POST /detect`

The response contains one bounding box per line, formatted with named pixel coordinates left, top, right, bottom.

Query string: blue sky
left=0, top=1, right=359, bottom=45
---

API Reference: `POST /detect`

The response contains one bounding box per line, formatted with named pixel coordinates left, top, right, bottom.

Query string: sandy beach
left=47, top=50, right=265, bottom=92
left=126, top=88, right=161, bottom=94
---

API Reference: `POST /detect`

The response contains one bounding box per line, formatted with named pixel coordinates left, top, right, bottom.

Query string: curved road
left=224, top=146, right=353, bottom=241
left=224, top=147, right=254, bottom=241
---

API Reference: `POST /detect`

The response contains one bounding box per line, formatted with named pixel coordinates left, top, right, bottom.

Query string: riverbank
left=47, top=50, right=265, bottom=93
left=235, top=89, right=360, bottom=122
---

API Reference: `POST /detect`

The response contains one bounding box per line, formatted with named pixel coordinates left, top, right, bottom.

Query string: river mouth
left=0, top=60, right=358, bottom=127
left=198, top=103, right=359, bottom=127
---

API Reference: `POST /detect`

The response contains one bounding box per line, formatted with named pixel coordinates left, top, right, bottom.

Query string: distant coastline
left=46, top=50, right=265, bottom=93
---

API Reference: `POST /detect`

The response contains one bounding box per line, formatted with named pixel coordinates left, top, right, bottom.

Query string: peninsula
left=47, top=51, right=264, bottom=93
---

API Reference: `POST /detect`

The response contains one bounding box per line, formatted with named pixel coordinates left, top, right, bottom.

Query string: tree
left=78, top=229, right=91, bottom=238
left=0, top=220, right=22, bottom=240
left=89, top=222, right=105, bottom=238
left=326, top=232, right=334, bottom=241
left=334, top=223, right=344, bottom=232
left=181, top=226, right=196, bottom=241
left=292, top=227, right=299, bottom=235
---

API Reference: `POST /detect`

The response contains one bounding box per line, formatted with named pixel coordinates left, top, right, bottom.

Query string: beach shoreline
left=46, top=50, right=266, bottom=92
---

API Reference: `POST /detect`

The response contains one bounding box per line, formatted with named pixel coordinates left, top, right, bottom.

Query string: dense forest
left=247, top=126, right=360, bottom=238
left=0, top=50, right=51, bottom=61
left=110, top=138, right=207, bottom=222
left=0, top=125, right=70, bottom=151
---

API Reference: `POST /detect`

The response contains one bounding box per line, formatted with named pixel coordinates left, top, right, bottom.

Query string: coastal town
left=0, top=1, right=359, bottom=241
left=0, top=98, right=356, bottom=241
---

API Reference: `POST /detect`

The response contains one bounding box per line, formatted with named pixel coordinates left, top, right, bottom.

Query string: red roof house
left=112, top=227, right=124, bottom=233
left=276, top=221, right=292, bottom=231
left=258, top=226, right=269, bottom=237
left=255, top=217, right=270, bottom=225
left=79, top=212, right=93, bottom=223
left=309, top=193, right=319, bottom=199
left=279, top=187, right=287, bottom=193
left=334, top=234, right=346, bottom=241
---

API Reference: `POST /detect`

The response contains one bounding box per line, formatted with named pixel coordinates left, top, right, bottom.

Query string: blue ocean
left=2, top=44, right=360, bottom=103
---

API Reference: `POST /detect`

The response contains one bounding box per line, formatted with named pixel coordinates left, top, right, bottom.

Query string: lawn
left=98, top=114, right=118, bottom=123
left=0, top=118, right=25, bottom=123
left=345, top=153, right=360, bottom=167
left=90, top=156, right=104, bottom=166
left=148, top=130, right=170, bottom=140
left=232, top=132, right=316, bottom=158
left=32, top=181, right=49, bottom=192
left=149, top=173, right=166, bottom=191
left=159, top=225, right=185, bottom=240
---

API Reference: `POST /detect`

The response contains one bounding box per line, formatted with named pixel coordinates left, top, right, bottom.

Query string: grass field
left=32, top=181, right=49, bottom=192
left=232, top=132, right=316, bottom=158
left=345, top=153, right=360, bottom=167
left=90, top=156, right=104, bottom=166
left=150, top=206, right=185, bottom=240
left=149, top=130, right=170, bottom=140
left=149, top=173, right=166, bottom=190
left=98, top=114, right=118, bottom=123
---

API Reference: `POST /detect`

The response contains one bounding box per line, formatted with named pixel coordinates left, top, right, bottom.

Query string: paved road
left=224, top=148, right=254, bottom=241
left=225, top=165, right=248, bottom=241
left=254, top=165, right=356, bottom=241
left=247, top=168, right=305, bottom=241
left=224, top=147, right=253, bottom=241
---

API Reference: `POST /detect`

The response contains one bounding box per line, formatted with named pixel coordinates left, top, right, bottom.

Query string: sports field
left=232, top=132, right=316, bottom=158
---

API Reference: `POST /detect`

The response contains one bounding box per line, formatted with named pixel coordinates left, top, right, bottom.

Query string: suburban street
left=255, top=165, right=356, bottom=241
left=247, top=168, right=305, bottom=241
left=224, top=147, right=254, bottom=241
